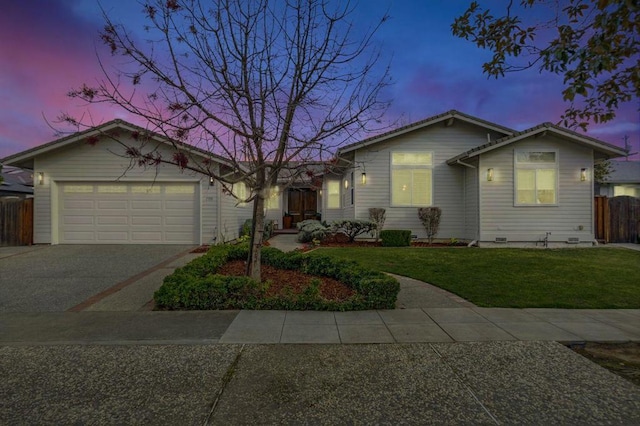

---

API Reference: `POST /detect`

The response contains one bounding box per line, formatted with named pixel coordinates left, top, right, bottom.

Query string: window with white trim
left=515, top=151, right=558, bottom=205
left=391, top=152, right=433, bottom=206
left=327, top=180, right=340, bottom=209
left=265, top=185, right=280, bottom=210
left=233, top=182, right=248, bottom=206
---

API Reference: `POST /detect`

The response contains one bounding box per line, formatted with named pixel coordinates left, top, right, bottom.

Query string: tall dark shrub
left=418, top=207, right=442, bottom=244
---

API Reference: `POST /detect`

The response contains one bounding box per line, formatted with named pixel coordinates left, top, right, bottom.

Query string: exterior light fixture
left=209, top=176, right=214, bottom=186
left=361, top=172, right=367, bottom=185
left=344, top=179, right=349, bottom=189
left=38, top=172, right=44, bottom=185
left=487, top=168, right=494, bottom=181
left=580, top=168, right=587, bottom=181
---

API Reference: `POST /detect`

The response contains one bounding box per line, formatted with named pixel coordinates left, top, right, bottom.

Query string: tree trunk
left=246, top=194, right=265, bottom=281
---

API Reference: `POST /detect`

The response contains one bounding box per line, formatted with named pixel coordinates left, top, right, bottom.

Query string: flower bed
left=154, top=244, right=399, bottom=311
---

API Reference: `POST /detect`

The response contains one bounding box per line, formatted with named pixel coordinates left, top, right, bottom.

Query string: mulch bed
left=217, top=260, right=355, bottom=302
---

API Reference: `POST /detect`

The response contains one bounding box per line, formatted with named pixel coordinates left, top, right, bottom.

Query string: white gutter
left=456, top=159, right=476, bottom=168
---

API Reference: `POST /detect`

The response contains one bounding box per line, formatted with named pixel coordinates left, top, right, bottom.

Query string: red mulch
left=217, top=260, right=355, bottom=302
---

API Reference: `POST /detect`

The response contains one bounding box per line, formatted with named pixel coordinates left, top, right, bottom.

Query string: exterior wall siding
left=479, top=135, right=594, bottom=243
left=351, top=122, right=503, bottom=239
left=463, top=159, right=479, bottom=240
left=218, top=188, right=252, bottom=243
left=33, top=136, right=217, bottom=244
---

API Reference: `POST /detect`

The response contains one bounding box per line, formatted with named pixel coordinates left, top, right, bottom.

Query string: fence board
left=608, top=196, right=640, bottom=244
left=0, top=198, right=34, bottom=246
left=594, top=196, right=609, bottom=242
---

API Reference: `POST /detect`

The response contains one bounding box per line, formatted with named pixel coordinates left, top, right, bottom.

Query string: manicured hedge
left=154, top=244, right=399, bottom=311
left=380, top=230, right=412, bottom=247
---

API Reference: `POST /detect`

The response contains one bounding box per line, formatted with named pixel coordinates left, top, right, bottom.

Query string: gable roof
left=0, top=119, right=229, bottom=170
left=337, top=110, right=515, bottom=155
left=447, top=122, right=628, bottom=165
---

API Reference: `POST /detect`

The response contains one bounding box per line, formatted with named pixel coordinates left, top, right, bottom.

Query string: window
left=515, top=151, right=557, bottom=205
left=233, top=182, right=248, bottom=206
left=614, top=185, right=640, bottom=198
left=97, top=185, right=127, bottom=193
left=265, top=185, right=280, bottom=210
left=327, top=180, right=340, bottom=209
left=391, top=152, right=433, bottom=206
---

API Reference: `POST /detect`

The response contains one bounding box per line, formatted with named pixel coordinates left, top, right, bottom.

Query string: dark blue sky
left=1, top=0, right=637, bottom=159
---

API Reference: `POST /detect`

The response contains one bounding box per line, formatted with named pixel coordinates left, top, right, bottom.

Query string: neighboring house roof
left=447, top=122, right=627, bottom=165
left=0, top=169, right=34, bottom=196
left=604, top=160, right=640, bottom=184
left=0, top=119, right=231, bottom=170
left=337, top=110, right=515, bottom=155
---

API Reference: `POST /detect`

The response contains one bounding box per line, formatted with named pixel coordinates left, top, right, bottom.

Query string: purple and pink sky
left=1, top=0, right=638, bottom=160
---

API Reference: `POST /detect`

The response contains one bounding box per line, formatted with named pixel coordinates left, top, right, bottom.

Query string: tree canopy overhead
left=66, top=0, right=391, bottom=280
left=452, top=0, right=639, bottom=130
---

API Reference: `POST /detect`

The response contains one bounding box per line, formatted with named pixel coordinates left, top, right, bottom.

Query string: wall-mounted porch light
left=361, top=172, right=367, bottom=185
left=344, top=179, right=349, bottom=189
left=209, top=176, right=215, bottom=186
left=580, top=168, right=588, bottom=182
left=487, top=168, right=494, bottom=182
left=38, top=172, right=44, bottom=185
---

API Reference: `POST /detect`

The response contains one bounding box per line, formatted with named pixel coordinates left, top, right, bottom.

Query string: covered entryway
left=287, top=188, right=318, bottom=228
left=58, top=182, right=199, bottom=244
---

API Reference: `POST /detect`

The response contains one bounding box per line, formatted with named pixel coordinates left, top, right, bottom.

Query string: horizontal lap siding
left=219, top=191, right=252, bottom=243
left=35, top=137, right=215, bottom=244
left=479, top=136, right=594, bottom=242
left=464, top=160, right=479, bottom=240
left=352, top=123, right=500, bottom=239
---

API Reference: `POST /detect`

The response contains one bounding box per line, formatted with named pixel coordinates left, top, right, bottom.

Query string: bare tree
left=65, top=0, right=391, bottom=281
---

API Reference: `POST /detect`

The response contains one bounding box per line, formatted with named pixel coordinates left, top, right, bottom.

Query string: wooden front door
left=287, top=189, right=318, bottom=227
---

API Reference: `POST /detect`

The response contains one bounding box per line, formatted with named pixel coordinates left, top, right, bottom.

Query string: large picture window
left=391, top=152, right=433, bottom=206
left=327, top=180, right=340, bottom=209
left=515, top=151, right=557, bottom=205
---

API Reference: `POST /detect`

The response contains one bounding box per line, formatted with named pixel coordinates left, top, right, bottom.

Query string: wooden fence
left=0, top=198, right=33, bottom=246
left=594, top=196, right=640, bottom=243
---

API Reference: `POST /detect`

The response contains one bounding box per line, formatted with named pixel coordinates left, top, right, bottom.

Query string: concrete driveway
left=0, top=245, right=194, bottom=313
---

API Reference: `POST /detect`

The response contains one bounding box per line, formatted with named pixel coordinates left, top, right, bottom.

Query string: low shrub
left=331, top=219, right=376, bottom=242
left=296, top=219, right=331, bottom=243
left=380, top=230, right=412, bottom=247
left=154, top=244, right=399, bottom=310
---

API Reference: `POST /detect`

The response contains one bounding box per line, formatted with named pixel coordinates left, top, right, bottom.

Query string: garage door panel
left=131, top=216, right=162, bottom=226
left=131, top=232, right=163, bottom=242
left=63, top=200, right=94, bottom=210
left=63, top=231, right=96, bottom=241
left=165, top=232, right=195, bottom=242
left=60, top=182, right=198, bottom=244
left=97, top=200, right=128, bottom=209
left=165, top=216, right=194, bottom=225
left=131, top=200, right=163, bottom=210
left=63, top=216, right=94, bottom=225
left=96, top=216, right=128, bottom=225
left=97, top=231, right=130, bottom=241
left=165, top=200, right=195, bottom=209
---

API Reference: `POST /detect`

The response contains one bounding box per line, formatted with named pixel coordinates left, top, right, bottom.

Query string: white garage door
left=59, top=182, right=199, bottom=244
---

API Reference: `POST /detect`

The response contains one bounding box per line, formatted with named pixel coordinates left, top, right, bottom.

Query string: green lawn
left=311, top=247, right=640, bottom=308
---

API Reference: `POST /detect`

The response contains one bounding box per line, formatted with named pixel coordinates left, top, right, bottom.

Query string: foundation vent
left=495, top=237, right=508, bottom=243
left=567, top=237, right=580, bottom=244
